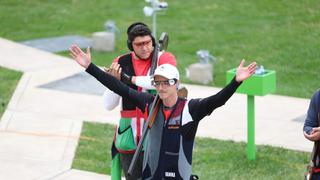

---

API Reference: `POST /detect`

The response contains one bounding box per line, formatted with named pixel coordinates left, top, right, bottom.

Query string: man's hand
left=104, top=63, right=122, bottom=80
left=304, top=128, right=320, bottom=141
left=235, top=59, right=257, bottom=82
left=69, top=44, right=91, bottom=69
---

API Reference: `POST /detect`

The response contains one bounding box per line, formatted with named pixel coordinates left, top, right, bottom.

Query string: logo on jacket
left=165, top=172, right=176, bottom=178
left=167, top=115, right=180, bottom=129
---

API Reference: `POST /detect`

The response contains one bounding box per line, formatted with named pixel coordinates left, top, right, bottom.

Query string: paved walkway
left=0, top=38, right=313, bottom=179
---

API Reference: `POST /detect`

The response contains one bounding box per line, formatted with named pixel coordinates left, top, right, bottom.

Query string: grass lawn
left=72, top=122, right=115, bottom=174
left=0, top=67, right=22, bottom=118
left=73, top=122, right=309, bottom=179
left=0, top=0, right=319, bottom=98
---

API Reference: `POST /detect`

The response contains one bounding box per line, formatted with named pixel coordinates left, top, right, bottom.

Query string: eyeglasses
left=152, top=79, right=176, bottom=87
left=133, top=39, right=152, bottom=47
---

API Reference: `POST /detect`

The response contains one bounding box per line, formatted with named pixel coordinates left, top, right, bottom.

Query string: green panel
left=226, top=68, right=276, bottom=96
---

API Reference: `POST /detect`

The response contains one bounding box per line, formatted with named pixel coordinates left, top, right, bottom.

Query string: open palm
left=235, top=59, right=257, bottom=82
left=69, top=44, right=91, bottom=69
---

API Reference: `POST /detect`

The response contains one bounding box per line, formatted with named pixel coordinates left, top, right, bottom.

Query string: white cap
left=153, top=64, right=179, bottom=80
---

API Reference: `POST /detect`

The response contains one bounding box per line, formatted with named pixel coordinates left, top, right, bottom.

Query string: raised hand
left=69, top=44, right=91, bottom=69
left=235, top=59, right=257, bottom=82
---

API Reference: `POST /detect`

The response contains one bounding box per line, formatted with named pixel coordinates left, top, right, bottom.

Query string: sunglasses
left=152, top=79, right=176, bottom=87
left=133, top=39, right=152, bottom=47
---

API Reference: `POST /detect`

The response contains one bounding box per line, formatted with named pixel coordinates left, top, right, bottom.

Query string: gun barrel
left=127, top=95, right=160, bottom=176
left=159, top=32, right=168, bottom=51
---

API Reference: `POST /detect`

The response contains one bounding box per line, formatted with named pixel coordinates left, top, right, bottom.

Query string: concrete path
left=0, top=37, right=313, bottom=179
left=0, top=38, right=114, bottom=180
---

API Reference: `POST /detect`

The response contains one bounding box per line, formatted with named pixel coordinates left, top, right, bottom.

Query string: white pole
left=152, top=0, right=157, bottom=39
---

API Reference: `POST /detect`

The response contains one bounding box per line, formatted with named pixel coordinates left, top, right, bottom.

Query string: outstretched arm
left=69, top=44, right=153, bottom=111
left=189, top=60, right=256, bottom=122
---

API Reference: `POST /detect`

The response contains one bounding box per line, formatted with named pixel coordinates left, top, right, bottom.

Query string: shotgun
left=149, top=32, right=169, bottom=75
left=127, top=32, right=168, bottom=176
left=127, top=94, right=160, bottom=176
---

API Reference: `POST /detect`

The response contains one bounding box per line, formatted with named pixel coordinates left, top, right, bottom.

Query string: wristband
left=121, top=72, right=132, bottom=85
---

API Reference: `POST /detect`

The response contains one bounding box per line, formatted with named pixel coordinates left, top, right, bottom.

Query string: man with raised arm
left=70, top=44, right=256, bottom=179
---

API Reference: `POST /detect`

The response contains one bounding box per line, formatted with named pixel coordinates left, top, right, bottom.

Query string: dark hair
left=127, top=22, right=155, bottom=51
left=127, top=22, right=152, bottom=42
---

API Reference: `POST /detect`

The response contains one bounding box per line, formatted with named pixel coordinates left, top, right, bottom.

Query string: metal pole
left=247, top=95, right=255, bottom=160
left=152, top=0, right=157, bottom=39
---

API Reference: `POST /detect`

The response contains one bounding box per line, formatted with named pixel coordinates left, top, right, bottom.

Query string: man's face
left=153, top=75, right=178, bottom=100
left=132, top=35, right=153, bottom=60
